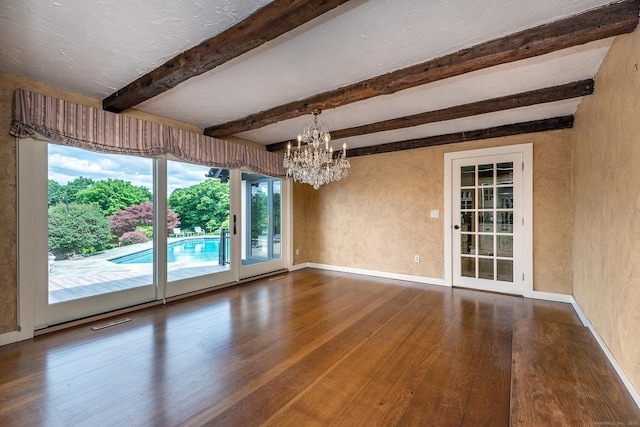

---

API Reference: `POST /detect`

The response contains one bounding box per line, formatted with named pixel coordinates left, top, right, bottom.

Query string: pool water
left=112, top=238, right=220, bottom=264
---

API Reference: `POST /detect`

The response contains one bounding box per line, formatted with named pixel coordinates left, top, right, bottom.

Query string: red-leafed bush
left=119, top=230, right=149, bottom=246
left=108, top=202, right=179, bottom=237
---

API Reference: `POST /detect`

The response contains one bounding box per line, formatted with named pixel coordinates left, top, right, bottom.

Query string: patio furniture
left=173, top=228, right=184, bottom=237
left=195, top=226, right=205, bottom=236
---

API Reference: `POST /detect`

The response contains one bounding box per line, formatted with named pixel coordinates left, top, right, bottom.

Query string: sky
left=48, top=144, right=216, bottom=195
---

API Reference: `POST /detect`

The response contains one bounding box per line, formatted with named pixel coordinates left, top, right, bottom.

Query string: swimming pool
left=111, top=238, right=220, bottom=264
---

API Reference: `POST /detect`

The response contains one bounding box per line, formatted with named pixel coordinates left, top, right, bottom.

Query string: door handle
left=453, top=225, right=460, bottom=230
left=233, top=215, right=237, bottom=235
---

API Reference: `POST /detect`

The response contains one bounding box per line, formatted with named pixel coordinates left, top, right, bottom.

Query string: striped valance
left=10, top=89, right=285, bottom=177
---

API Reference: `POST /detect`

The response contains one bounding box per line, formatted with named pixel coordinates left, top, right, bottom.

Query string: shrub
left=119, top=230, right=149, bottom=246
left=48, top=203, right=111, bottom=257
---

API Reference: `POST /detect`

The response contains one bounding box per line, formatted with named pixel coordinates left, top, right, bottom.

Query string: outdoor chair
left=173, top=228, right=184, bottom=237
left=195, top=226, right=205, bottom=235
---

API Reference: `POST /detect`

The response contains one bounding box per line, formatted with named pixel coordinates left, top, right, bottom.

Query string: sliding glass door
left=46, top=144, right=156, bottom=324
left=19, top=138, right=289, bottom=327
left=164, top=161, right=234, bottom=297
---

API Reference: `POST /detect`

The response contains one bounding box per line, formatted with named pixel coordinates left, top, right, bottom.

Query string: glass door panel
left=165, top=162, right=234, bottom=297
left=46, top=144, right=156, bottom=324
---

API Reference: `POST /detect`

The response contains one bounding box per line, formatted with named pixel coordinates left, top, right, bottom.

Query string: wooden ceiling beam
left=205, top=0, right=638, bottom=138
left=344, top=116, right=574, bottom=158
left=102, top=0, right=351, bottom=113
left=266, top=79, right=593, bottom=152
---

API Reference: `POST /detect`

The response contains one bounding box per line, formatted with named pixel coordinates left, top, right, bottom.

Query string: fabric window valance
left=10, top=89, right=285, bottom=177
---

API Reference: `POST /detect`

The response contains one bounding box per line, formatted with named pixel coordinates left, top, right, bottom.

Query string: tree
left=48, top=203, right=112, bottom=256
left=65, top=176, right=95, bottom=203
left=48, top=179, right=67, bottom=207
left=108, top=201, right=179, bottom=237
left=76, top=178, right=152, bottom=216
left=168, top=179, right=229, bottom=233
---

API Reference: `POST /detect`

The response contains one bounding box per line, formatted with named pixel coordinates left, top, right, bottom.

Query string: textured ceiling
left=0, top=0, right=631, bottom=151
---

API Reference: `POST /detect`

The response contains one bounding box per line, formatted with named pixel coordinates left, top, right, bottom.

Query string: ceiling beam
left=102, top=0, right=351, bottom=113
left=205, top=0, right=638, bottom=138
left=344, top=116, right=574, bottom=158
left=266, top=79, right=593, bottom=152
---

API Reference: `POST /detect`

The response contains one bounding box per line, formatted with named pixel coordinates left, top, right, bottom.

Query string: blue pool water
left=112, top=238, right=219, bottom=264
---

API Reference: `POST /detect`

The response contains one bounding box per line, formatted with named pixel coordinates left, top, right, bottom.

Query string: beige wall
left=573, top=29, right=640, bottom=393
left=299, top=130, right=574, bottom=294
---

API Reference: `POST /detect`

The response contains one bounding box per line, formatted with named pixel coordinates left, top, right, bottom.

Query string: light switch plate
left=430, top=210, right=440, bottom=218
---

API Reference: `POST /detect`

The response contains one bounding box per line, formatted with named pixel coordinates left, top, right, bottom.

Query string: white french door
left=445, top=144, right=532, bottom=296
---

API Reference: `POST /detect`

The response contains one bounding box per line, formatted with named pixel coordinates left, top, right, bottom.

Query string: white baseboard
left=568, top=297, right=640, bottom=408
left=305, top=262, right=448, bottom=287
left=531, top=290, right=574, bottom=303
left=0, top=328, right=33, bottom=346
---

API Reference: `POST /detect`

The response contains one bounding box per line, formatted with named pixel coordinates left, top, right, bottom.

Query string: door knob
left=453, top=225, right=460, bottom=230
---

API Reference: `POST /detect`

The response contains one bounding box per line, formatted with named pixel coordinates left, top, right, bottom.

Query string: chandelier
left=283, top=109, right=350, bottom=189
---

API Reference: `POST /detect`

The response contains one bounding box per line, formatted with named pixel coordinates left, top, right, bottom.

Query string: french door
left=446, top=144, right=532, bottom=296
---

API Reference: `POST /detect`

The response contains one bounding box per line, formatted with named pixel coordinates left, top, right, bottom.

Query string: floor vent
left=269, top=275, right=287, bottom=281
left=91, top=318, right=132, bottom=331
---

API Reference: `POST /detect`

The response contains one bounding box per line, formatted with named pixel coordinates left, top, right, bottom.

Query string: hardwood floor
left=0, top=269, right=637, bottom=426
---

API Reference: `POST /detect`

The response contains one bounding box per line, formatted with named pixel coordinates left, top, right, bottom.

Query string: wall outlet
left=296, top=248, right=300, bottom=256
left=414, top=255, right=420, bottom=263
left=430, top=210, right=440, bottom=218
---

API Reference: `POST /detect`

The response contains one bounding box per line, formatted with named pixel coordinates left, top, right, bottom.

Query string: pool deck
left=49, top=237, right=228, bottom=303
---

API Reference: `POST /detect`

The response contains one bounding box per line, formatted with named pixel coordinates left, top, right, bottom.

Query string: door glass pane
left=166, top=162, right=230, bottom=282
left=497, top=235, right=513, bottom=257
left=272, top=180, right=281, bottom=259
left=461, top=234, right=475, bottom=255
left=498, top=212, right=513, bottom=233
left=461, top=190, right=474, bottom=209
left=497, top=162, right=514, bottom=184
left=497, top=259, right=513, bottom=282
left=478, top=188, right=493, bottom=209
left=48, top=145, right=154, bottom=303
left=478, top=258, right=494, bottom=280
left=461, top=257, right=475, bottom=278
left=479, top=212, right=494, bottom=232
left=461, top=212, right=475, bottom=232
left=250, top=180, right=268, bottom=259
left=478, top=235, right=494, bottom=256
left=497, top=187, right=513, bottom=209
left=461, top=166, right=475, bottom=186
left=478, top=164, right=493, bottom=186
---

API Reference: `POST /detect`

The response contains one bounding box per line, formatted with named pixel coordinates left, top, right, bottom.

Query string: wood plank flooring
left=0, top=269, right=637, bottom=426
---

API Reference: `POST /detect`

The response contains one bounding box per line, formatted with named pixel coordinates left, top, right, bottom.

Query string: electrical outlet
left=414, top=255, right=420, bottom=263
left=296, top=248, right=300, bottom=256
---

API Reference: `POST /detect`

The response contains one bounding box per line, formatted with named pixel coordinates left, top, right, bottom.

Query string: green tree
left=168, top=179, right=229, bottom=233
left=65, top=176, right=95, bottom=203
left=48, top=179, right=67, bottom=207
left=48, top=203, right=112, bottom=256
left=76, top=178, right=152, bottom=216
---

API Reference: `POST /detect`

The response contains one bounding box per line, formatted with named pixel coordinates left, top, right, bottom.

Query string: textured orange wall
left=572, top=28, right=640, bottom=393
left=300, top=131, right=574, bottom=293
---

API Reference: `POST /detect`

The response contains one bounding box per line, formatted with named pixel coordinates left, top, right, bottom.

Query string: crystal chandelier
left=283, top=109, right=350, bottom=189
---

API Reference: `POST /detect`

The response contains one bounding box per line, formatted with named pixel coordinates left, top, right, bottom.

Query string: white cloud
left=47, top=144, right=224, bottom=195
